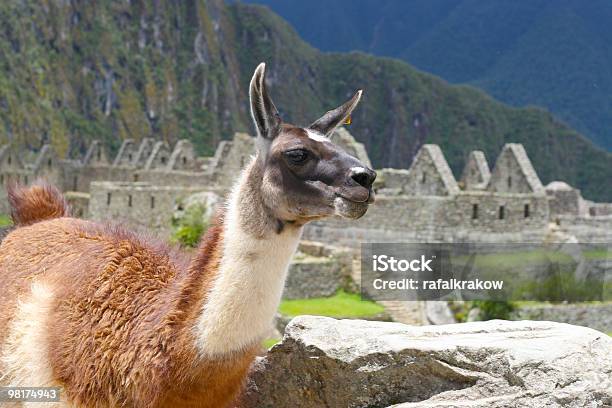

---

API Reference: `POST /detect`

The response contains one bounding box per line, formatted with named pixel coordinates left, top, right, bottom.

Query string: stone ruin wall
left=545, top=181, right=612, bottom=244
left=1, top=129, right=610, bottom=245
left=86, top=133, right=253, bottom=233
left=0, top=137, right=213, bottom=216
left=304, top=192, right=550, bottom=246
left=547, top=186, right=583, bottom=217
left=305, top=142, right=552, bottom=246
left=88, top=182, right=221, bottom=233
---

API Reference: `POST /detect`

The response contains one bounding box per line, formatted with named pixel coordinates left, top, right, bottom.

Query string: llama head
left=249, top=63, right=376, bottom=224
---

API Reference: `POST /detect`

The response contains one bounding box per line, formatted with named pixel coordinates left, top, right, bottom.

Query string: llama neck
left=194, top=158, right=302, bottom=357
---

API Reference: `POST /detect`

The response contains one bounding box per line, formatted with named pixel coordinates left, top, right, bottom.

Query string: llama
left=0, top=63, right=376, bottom=408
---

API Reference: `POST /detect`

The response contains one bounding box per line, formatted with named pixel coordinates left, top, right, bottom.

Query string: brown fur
left=0, top=189, right=255, bottom=407
left=8, top=181, right=70, bottom=226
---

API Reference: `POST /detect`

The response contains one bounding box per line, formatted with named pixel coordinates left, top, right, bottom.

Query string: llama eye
left=284, top=149, right=309, bottom=164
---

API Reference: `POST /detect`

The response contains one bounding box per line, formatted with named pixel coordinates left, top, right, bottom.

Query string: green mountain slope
left=0, top=0, right=244, bottom=156
left=0, top=1, right=610, bottom=201
left=246, top=0, right=612, bottom=151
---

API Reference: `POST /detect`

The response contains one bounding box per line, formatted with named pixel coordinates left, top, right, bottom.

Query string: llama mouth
left=334, top=188, right=375, bottom=204
left=333, top=195, right=371, bottom=219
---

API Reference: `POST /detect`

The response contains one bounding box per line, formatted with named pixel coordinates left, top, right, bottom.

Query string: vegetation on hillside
left=0, top=1, right=610, bottom=201
left=249, top=0, right=612, bottom=151
left=0, top=0, right=242, bottom=157
left=471, top=300, right=516, bottom=321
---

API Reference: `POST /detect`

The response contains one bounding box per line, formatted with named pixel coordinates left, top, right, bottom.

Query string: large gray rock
left=243, top=316, right=611, bottom=407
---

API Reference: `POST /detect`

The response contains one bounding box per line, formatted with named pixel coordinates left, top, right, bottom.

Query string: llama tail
left=7, top=181, right=71, bottom=226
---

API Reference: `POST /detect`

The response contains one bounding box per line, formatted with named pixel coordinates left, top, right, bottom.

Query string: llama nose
left=350, top=167, right=377, bottom=189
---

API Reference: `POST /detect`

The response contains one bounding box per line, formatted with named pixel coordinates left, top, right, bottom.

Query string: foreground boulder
left=243, top=316, right=611, bottom=407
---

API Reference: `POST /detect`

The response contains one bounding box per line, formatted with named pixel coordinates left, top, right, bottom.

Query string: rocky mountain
left=245, top=0, right=612, bottom=152
left=0, top=0, right=610, bottom=201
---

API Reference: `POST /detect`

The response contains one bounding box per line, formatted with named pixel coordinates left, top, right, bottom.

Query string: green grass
left=583, top=249, right=612, bottom=260
left=0, top=213, right=11, bottom=228
left=262, top=338, right=280, bottom=349
left=279, top=290, right=385, bottom=318
left=170, top=204, right=208, bottom=248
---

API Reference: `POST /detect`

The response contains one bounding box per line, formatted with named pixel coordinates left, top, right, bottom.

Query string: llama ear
left=249, top=63, right=281, bottom=141
left=308, top=90, right=362, bottom=137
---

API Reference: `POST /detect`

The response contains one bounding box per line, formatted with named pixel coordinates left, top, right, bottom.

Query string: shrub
left=0, top=213, right=11, bottom=228
left=448, top=301, right=471, bottom=322
left=471, top=300, right=516, bottom=320
left=171, top=204, right=208, bottom=248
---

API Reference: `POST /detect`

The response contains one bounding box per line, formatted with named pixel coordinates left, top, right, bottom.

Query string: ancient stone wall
left=209, top=132, right=254, bottom=187
left=0, top=189, right=7, bottom=214
left=460, top=150, right=490, bottom=190
left=89, top=181, right=212, bottom=234
left=546, top=182, right=582, bottom=217
left=488, top=143, right=544, bottom=194
left=61, top=163, right=134, bottom=192
left=167, top=140, right=198, bottom=171
left=132, top=170, right=213, bottom=188
left=113, top=139, right=137, bottom=167
left=403, top=144, right=459, bottom=196
left=586, top=202, right=612, bottom=217
left=378, top=168, right=410, bottom=194
left=1, top=130, right=610, bottom=248
left=304, top=191, right=549, bottom=246
left=144, top=141, right=172, bottom=170
left=65, top=191, right=91, bottom=218
left=555, top=215, right=612, bottom=244
left=513, top=302, right=612, bottom=333
left=283, top=242, right=354, bottom=299
left=0, top=137, right=215, bottom=212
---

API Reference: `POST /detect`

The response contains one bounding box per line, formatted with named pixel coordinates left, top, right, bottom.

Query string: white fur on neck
left=195, top=162, right=302, bottom=357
